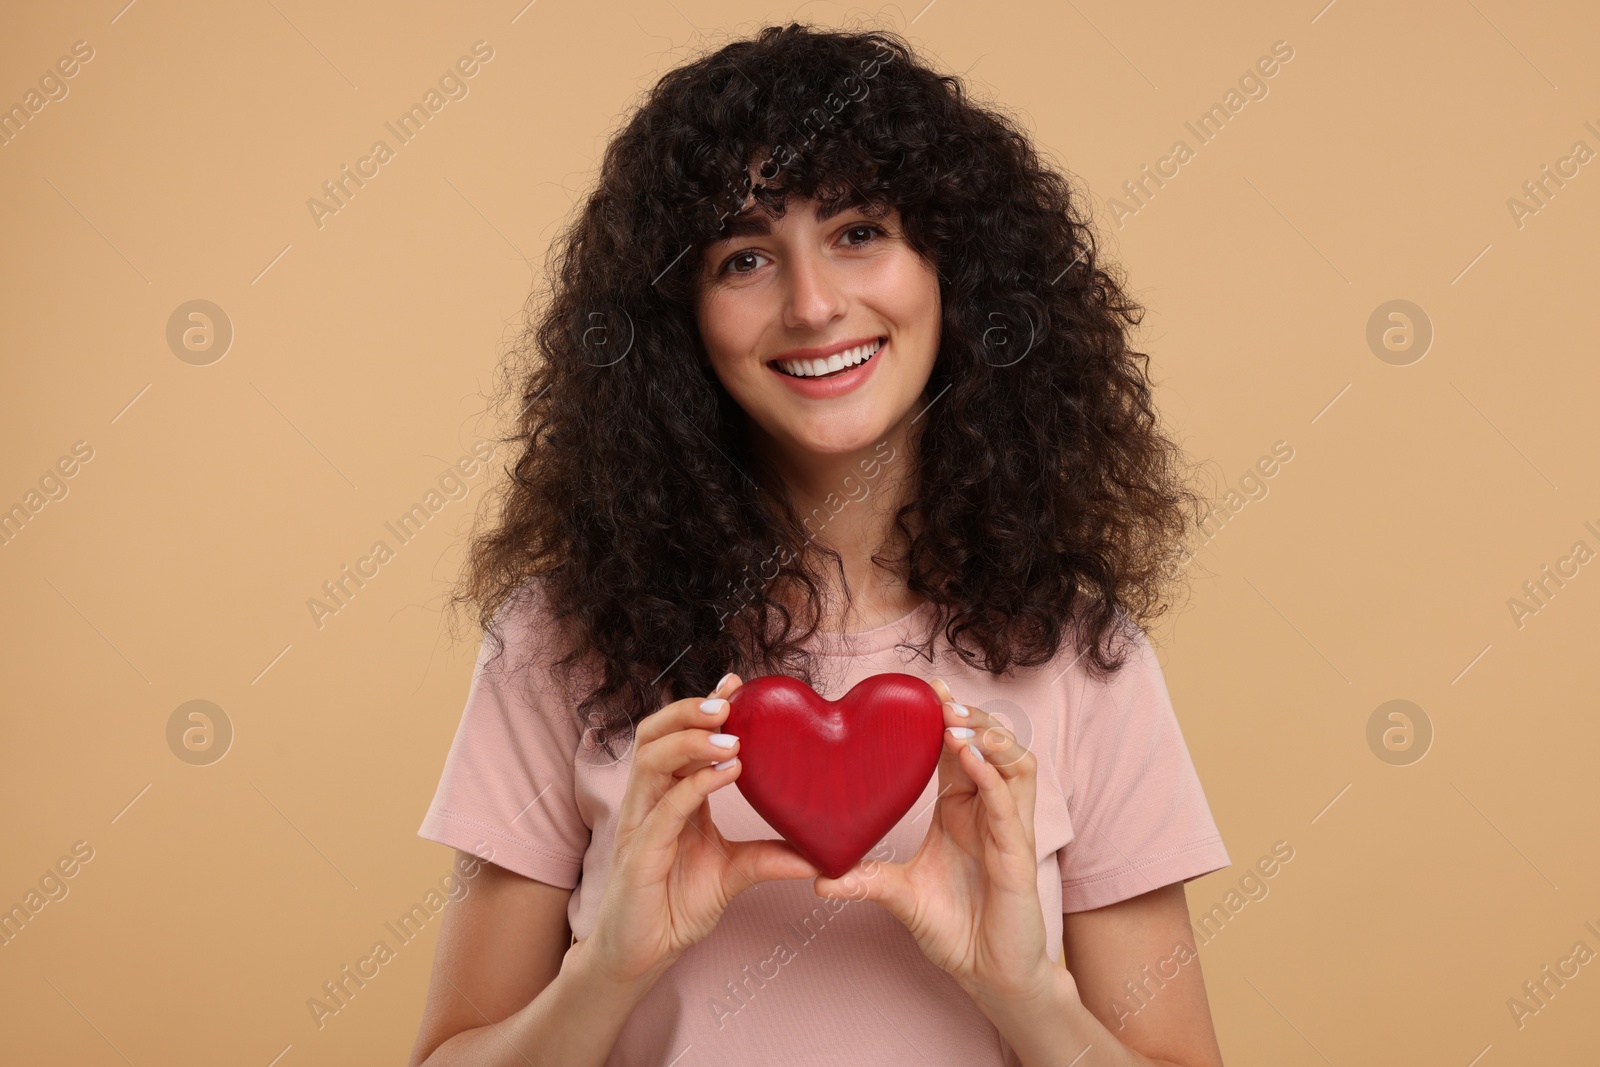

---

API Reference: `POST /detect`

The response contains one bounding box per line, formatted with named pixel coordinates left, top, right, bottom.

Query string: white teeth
left=777, top=338, right=883, bottom=378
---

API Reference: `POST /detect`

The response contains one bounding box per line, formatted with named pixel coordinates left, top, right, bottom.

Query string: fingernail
left=714, top=673, right=734, bottom=694
left=970, top=747, right=985, bottom=763
left=947, top=726, right=975, bottom=739
left=709, top=733, right=739, bottom=748
left=700, top=698, right=728, bottom=714
left=713, top=757, right=739, bottom=771
left=950, top=703, right=970, bottom=717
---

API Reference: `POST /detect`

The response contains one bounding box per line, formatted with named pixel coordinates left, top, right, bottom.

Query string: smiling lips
left=766, top=336, right=887, bottom=399
left=771, top=337, right=885, bottom=379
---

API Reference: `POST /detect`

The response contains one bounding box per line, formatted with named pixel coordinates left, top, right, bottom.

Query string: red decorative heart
left=724, top=672, right=945, bottom=879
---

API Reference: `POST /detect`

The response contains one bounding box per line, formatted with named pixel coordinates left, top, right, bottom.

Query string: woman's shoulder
left=475, top=575, right=596, bottom=723
left=484, top=575, right=584, bottom=666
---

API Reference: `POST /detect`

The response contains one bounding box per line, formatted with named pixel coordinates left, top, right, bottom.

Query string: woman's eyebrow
left=716, top=214, right=774, bottom=240
left=712, top=199, right=873, bottom=242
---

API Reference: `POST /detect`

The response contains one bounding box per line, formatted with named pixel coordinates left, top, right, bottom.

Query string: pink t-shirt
left=417, top=587, right=1230, bottom=1065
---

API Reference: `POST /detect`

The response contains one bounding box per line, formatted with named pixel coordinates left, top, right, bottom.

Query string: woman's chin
left=780, top=424, right=894, bottom=458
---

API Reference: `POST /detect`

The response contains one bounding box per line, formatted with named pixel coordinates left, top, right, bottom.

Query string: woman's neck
left=752, top=415, right=927, bottom=633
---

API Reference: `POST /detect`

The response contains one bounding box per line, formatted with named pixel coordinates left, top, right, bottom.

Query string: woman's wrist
left=430, top=936, right=672, bottom=1067
left=966, top=966, right=1080, bottom=1041
left=562, top=935, right=676, bottom=1007
left=961, top=956, right=1073, bottom=1016
left=965, top=966, right=1121, bottom=1067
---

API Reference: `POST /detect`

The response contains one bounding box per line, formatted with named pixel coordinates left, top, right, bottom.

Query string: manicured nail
left=709, top=733, right=739, bottom=748
left=950, top=703, right=970, bottom=717
left=714, top=673, right=734, bottom=694
left=970, top=746, right=985, bottom=763
left=947, top=726, right=975, bottom=739
left=713, top=757, right=739, bottom=771
left=700, top=698, right=728, bottom=714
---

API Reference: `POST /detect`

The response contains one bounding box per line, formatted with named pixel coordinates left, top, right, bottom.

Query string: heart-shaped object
left=723, top=672, right=945, bottom=878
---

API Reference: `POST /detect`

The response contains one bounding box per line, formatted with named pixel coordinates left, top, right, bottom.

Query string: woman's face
left=694, top=196, right=941, bottom=463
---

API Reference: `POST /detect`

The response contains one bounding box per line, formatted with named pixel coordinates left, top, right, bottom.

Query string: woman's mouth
left=766, top=336, right=887, bottom=399
left=770, top=337, right=885, bottom=380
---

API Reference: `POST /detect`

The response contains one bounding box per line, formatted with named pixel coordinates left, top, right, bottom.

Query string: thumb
left=722, top=838, right=821, bottom=895
left=812, top=856, right=913, bottom=922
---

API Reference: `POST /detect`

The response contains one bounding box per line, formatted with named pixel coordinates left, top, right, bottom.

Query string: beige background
left=3, top=1, right=1597, bottom=1064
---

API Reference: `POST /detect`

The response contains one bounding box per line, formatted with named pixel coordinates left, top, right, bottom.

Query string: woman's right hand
left=578, top=673, right=820, bottom=989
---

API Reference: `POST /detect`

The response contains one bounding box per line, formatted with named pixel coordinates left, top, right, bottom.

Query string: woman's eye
left=843, top=224, right=884, bottom=245
left=720, top=250, right=768, bottom=275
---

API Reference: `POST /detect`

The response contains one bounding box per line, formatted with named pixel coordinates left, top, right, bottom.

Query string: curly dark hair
left=449, top=21, right=1207, bottom=755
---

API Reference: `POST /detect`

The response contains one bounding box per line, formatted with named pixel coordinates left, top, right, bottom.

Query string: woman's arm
left=973, top=882, right=1225, bottom=1067
left=407, top=853, right=663, bottom=1067
left=1061, top=882, right=1223, bottom=1064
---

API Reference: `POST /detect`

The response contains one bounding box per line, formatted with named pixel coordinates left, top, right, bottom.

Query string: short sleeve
left=417, top=596, right=591, bottom=888
left=1055, top=625, right=1230, bottom=912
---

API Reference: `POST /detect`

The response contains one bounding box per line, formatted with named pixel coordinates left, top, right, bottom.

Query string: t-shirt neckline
left=807, top=599, right=938, bottom=656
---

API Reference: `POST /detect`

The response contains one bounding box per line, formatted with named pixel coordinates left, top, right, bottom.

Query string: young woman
left=410, top=23, right=1230, bottom=1067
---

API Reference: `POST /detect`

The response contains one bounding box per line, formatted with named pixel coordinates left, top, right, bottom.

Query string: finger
left=930, top=677, right=957, bottom=706
left=618, top=718, right=741, bottom=833
left=933, top=691, right=978, bottom=792
left=623, top=671, right=739, bottom=797
left=957, top=741, right=1036, bottom=859
left=812, top=855, right=916, bottom=924
left=633, top=671, right=740, bottom=749
left=974, top=722, right=1031, bottom=776
left=671, top=671, right=744, bottom=778
left=628, top=758, right=742, bottom=868
left=945, top=699, right=1032, bottom=774
left=937, top=723, right=979, bottom=798
left=622, top=724, right=739, bottom=827
left=947, top=710, right=1038, bottom=841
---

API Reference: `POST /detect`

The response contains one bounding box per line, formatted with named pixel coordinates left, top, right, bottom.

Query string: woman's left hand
left=812, top=680, right=1071, bottom=1008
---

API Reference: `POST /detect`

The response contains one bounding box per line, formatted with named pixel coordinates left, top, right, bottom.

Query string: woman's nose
left=783, top=247, right=847, bottom=330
